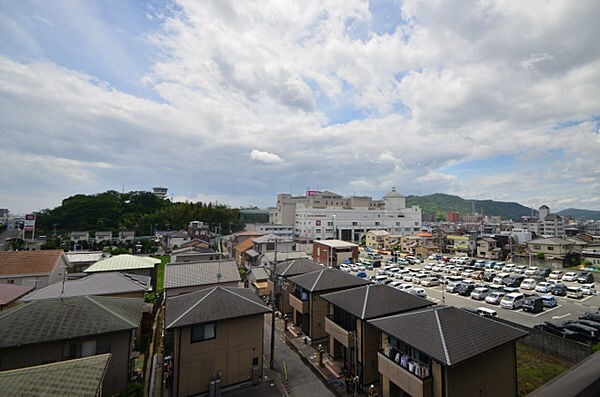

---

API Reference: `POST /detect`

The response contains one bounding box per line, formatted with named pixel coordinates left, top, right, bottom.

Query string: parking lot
left=346, top=251, right=600, bottom=329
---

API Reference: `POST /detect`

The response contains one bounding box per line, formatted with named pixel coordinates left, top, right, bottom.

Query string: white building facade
left=285, top=188, right=421, bottom=243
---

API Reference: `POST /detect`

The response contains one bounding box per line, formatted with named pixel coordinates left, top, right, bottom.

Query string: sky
left=1, top=0, right=599, bottom=214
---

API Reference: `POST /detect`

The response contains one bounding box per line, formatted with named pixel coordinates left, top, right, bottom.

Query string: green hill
left=556, top=208, right=600, bottom=220
left=406, top=193, right=533, bottom=221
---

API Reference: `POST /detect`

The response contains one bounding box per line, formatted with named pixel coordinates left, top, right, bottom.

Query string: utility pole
left=270, top=238, right=278, bottom=369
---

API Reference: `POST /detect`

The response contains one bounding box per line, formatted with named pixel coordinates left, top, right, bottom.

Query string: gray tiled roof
left=369, top=306, right=527, bottom=366
left=288, top=268, right=369, bottom=292
left=320, top=284, right=434, bottom=320
left=21, top=272, right=150, bottom=301
left=165, top=286, right=270, bottom=329
left=0, top=296, right=143, bottom=348
left=0, top=353, right=110, bottom=397
left=164, top=260, right=240, bottom=289
left=275, top=258, right=323, bottom=277
left=249, top=267, right=269, bottom=281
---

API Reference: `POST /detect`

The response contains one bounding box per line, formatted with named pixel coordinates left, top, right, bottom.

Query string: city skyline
left=1, top=1, right=599, bottom=214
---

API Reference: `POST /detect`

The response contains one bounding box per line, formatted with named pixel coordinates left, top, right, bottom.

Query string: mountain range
left=405, top=193, right=600, bottom=221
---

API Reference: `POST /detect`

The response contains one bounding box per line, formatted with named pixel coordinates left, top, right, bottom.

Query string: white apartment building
left=513, top=205, right=565, bottom=239
left=273, top=188, right=421, bottom=243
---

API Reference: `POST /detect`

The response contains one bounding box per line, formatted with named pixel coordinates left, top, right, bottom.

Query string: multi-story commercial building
left=271, top=188, right=421, bottom=243
left=513, top=205, right=565, bottom=238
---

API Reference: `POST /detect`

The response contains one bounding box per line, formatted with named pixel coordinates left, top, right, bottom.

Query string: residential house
left=526, top=238, right=576, bottom=259
left=227, top=231, right=265, bottom=260
left=582, top=243, right=600, bottom=266
left=369, top=306, right=526, bottom=397
left=244, top=234, right=295, bottom=268
left=179, top=238, right=210, bottom=250
left=187, top=221, right=210, bottom=241
left=0, top=296, right=143, bottom=396
left=70, top=231, right=90, bottom=242
left=171, top=246, right=222, bottom=264
left=84, top=254, right=160, bottom=290
left=20, top=272, right=150, bottom=301
left=270, top=258, right=324, bottom=315
left=0, top=250, right=69, bottom=289
left=312, top=240, right=359, bottom=267
left=382, top=234, right=403, bottom=251
left=0, top=284, right=33, bottom=311
left=164, top=286, right=271, bottom=396
left=247, top=267, right=270, bottom=298
left=320, top=284, right=434, bottom=386
left=287, top=268, right=369, bottom=342
left=117, top=230, right=135, bottom=244
left=165, top=230, right=191, bottom=250
left=66, top=251, right=105, bottom=273
left=446, top=235, right=476, bottom=257
left=366, top=230, right=390, bottom=249
left=234, top=238, right=254, bottom=268
left=0, top=353, right=111, bottom=397
left=94, top=231, right=113, bottom=244
left=163, top=260, right=241, bottom=298
left=477, top=237, right=502, bottom=259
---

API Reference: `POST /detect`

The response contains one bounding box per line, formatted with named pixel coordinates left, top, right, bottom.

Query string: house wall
left=0, top=274, right=50, bottom=289
left=0, top=330, right=132, bottom=397
left=362, top=322, right=380, bottom=387
left=445, top=343, right=517, bottom=397
left=309, top=292, right=329, bottom=341
left=173, top=315, right=264, bottom=397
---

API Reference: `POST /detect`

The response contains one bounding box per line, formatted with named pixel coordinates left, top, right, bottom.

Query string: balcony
left=377, top=352, right=432, bottom=397
left=289, top=293, right=309, bottom=314
left=324, top=316, right=354, bottom=348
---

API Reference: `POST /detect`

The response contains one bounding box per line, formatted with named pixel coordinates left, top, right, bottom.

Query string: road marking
left=552, top=313, right=571, bottom=319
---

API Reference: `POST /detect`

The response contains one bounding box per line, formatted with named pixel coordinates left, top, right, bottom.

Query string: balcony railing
left=377, top=352, right=432, bottom=397
left=289, top=293, right=309, bottom=314
left=324, top=316, right=354, bottom=348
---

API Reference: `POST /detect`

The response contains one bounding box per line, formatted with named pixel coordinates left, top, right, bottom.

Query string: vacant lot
left=517, top=342, right=577, bottom=396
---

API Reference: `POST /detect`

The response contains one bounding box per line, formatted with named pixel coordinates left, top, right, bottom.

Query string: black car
left=537, top=268, right=551, bottom=277
left=457, top=283, right=476, bottom=296
left=503, top=275, right=525, bottom=288
left=523, top=296, right=544, bottom=313
left=551, top=283, right=567, bottom=296
left=483, top=271, right=497, bottom=282
left=577, top=272, right=594, bottom=284
left=562, top=323, right=600, bottom=343
left=580, top=311, right=600, bottom=323
left=564, top=319, right=600, bottom=332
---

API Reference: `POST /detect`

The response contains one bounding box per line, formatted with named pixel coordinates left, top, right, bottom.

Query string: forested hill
left=557, top=208, right=600, bottom=220
left=35, top=190, right=241, bottom=236
left=406, top=193, right=534, bottom=221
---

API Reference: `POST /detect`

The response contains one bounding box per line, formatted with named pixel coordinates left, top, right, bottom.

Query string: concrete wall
left=0, top=275, right=50, bottom=289
left=524, top=327, right=592, bottom=362
left=0, top=331, right=132, bottom=397
left=173, top=314, right=264, bottom=396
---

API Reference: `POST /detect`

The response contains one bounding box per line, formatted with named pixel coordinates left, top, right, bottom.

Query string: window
left=352, top=222, right=357, bottom=226
left=191, top=322, right=216, bottom=343
left=6, top=280, right=14, bottom=284
left=375, top=222, right=380, bottom=226
left=548, top=246, right=554, bottom=251
left=96, top=338, right=111, bottom=354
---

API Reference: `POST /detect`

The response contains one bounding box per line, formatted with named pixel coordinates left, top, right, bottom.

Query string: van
left=566, top=286, right=583, bottom=299
left=523, top=296, right=544, bottom=313
left=477, top=307, right=498, bottom=318
left=540, top=295, right=558, bottom=308
left=500, top=293, right=525, bottom=309
left=446, top=281, right=462, bottom=293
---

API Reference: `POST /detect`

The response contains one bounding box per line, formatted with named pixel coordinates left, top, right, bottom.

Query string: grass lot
left=154, top=255, right=170, bottom=293
left=517, top=342, right=576, bottom=396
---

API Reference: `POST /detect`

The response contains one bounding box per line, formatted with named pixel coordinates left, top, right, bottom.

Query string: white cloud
left=250, top=149, right=284, bottom=165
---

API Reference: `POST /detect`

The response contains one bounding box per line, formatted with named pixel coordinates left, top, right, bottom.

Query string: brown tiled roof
left=369, top=306, right=527, bottom=366
left=0, top=284, right=34, bottom=306
left=0, top=250, right=64, bottom=276
left=321, top=284, right=434, bottom=320
left=235, top=238, right=254, bottom=253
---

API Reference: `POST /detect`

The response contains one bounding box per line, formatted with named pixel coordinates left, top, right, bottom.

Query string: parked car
left=551, top=283, right=567, bottom=296
left=492, top=273, right=511, bottom=285
left=540, top=295, right=558, bottom=308
left=397, top=283, right=414, bottom=291
left=355, top=271, right=368, bottom=278
left=485, top=292, right=505, bottom=305
left=520, top=278, right=537, bottom=290
left=421, top=277, right=440, bottom=287
left=446, top=281, right=462, bottom=293
left=524, top=266, right=539, bottom=276
left=470, top=287, right=490, bottom=300
left=566, top=286, right=583, bottom=299
left=470, top=270, right=484, bottom=280
left=503, top=275, right=526, bottom=288
left=500, top=292, right=525, bottom=309
left=561, top=272, right=579, bottom=282
left=581, top=283, right=596, bottom=295
left=476, top=307, right=498, bottom=318
left=340, top=264, right=351, bottom=272
left=549, top=270, right=563, bottom=280
left=407, top=288, right=427, bottom=298
left=538, top=268, right=551, bottom=278
left=522, top=296, right=544, bottom=313
left=577, top=272, right=594, bottom=284
left=483, top=271, right=497, bottom=282
left=457, top=283, right=476, bottom=297
left=502, top=264, right=516, bottom=273
left=514, top=265, right=527, bottom=274
left=561, top=322, right=600, bottom=343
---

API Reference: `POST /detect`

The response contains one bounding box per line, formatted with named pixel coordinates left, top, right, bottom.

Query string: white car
left=339, top=264, right=351, bottom=272
left=500, top=293, right=525, bottom=309
left=421, top=277, right=440, bottom=287
left=549, top=270, right=563, bottom=280
left=535, top=282, right=552, bottom=293
left=524, top=266, right=539, bottom=276
left=485, top=292, right=505, bottom=305
left=561, top=272, right=578, bottom=282
left=514, top=265, right=527, bottom=274
left=520, top=278, right=537, bottom=290
left=407, top=288, right=427, bottom=298
left=470, top=287, right=490, bottom=300
left=581, top=284, right=596, bottom=295
left=397, top=283, right=414, bottom=291
left=502, top=264, right=516, bottom=273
